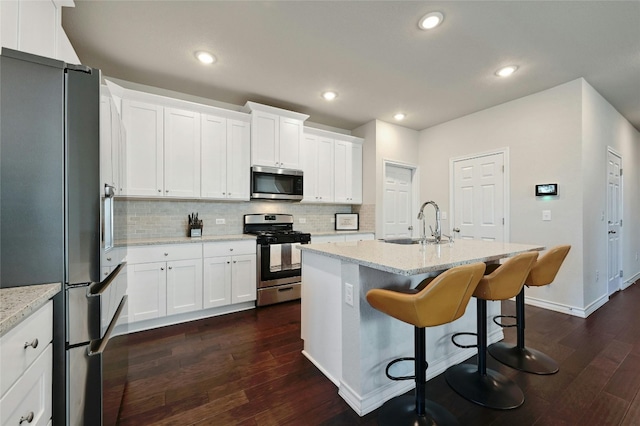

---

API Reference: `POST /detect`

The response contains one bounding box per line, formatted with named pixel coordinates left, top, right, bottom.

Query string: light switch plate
left=215, top=218, right=225, bottom=225
left=345, top=283, right=354, bottom=306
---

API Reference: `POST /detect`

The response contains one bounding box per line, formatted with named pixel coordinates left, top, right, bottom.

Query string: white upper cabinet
left=302, top=132, right=334, bottom=203
left=164, top=107, right=201, bottom=198
left=244, top=102, right=309, bottom=169
left=1, top=0, right=80, bottom=63
left=201, top=115, right=250, bottom=200
left=121, top=98, right=164, bottom=197
left=100, top=89, right=123, bottom=195
left=303, top=127, right=363, bottom=205
left=334, top=139, right=363, bottom=204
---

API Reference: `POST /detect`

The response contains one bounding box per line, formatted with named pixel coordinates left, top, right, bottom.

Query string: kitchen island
left=298, top=239, right=543, bottom=416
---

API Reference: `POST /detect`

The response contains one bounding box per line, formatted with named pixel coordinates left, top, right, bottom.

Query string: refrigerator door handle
left=88, top=295, right=127, bottom=357
left=90, top=262, right=125, bottom=296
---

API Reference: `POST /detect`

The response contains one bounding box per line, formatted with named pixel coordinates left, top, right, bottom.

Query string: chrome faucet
left=417, top=201, right=441, bottom=244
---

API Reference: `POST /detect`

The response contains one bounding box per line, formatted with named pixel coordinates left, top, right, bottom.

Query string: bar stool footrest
left=493, top=315, right=517, bottom=328
left=385, top=357, right=429, bottom=381
left=488, top=342, right=559, bottom=375
left=445, top=363, right=524, bottom=410
left=378, top=394, right=459, bottom=426
left=451, top=332, right=477, bottom=349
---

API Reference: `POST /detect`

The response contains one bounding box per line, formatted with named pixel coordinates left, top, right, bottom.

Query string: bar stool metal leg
left=488, top=289, right=559, bottom=374
left=378, top=327, right=459, bottom=426
left=445, top=299, right=524, bottom=410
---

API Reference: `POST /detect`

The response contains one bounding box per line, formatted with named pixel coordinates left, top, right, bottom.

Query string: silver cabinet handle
left=226, top=261, right=230, bottom=264
left=164, top=253, right=169, bottom=256
left=24, top=339, right=38, bottom=349
left=168, top=266, right=172, bottom=270
left=160, top=267, right=164, bottom=271
left=233, top=261, right=237, bottom=264
left=104, top=271, right=109, bottom=276
left=230, top=248, right=234, bottom=251
left=158, top=189, right=161, bottom=192
left=166, top=190, right=169, bottom=193
left=107, top=257, right=112, bottom=261
left=19, top=412, right=34, bottom=424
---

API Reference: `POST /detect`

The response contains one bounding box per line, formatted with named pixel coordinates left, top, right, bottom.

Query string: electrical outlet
left=542, top=210, right=551, bottom=221
left=636, top=252, right=639, bottom=261
left=215, top=218, right=225, bottom=225
left=330, top=217, right=335, bottom=223
left=345, top=283, right=354, bottom=306
left=299, top=218, right=306, bottom=223
left=595, top=270, right=599, bottom=281
left=441, top=211, right=447, bottom=220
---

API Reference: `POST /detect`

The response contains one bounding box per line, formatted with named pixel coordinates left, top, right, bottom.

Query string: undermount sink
left=383, top=237, right=450, bottom=245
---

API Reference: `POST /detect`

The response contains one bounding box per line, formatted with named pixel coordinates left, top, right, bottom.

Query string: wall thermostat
left=535, top=183, right=558, bottom=196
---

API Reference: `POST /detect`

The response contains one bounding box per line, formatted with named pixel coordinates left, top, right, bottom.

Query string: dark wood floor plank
left=107, top=282, right=640, bottom=425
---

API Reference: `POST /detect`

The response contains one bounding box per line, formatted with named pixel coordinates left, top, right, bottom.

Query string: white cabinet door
left=278, top=116, right=302, bottom=169
left=127, top=262, right=167, bottom=322
left=226, top=119, right=250, bottom=200
left=351, top=143, right=363, bottom=204
left=334, top=140, right=350, bottom=203
left=251, top=110, right=279, bottom=167
left=231, top=254, right=257, bottom=304
left=334, top=140, right=362, bottom=204
left=166, top=258, right=203, bottom=315
left=100, top=95, right=122, bottom=195
left=100, top=95, right=113, bottom=192
left=164, top=107, right=201, bottom=198
left=122, top=99, right=164, bottom=197
left=201, top=114, right=227, bottom=199
left=316, top=136, right=335, bottom=202
left=302, top=134, right=333, bottom=203
left=203, top=256, right=232, bottom=308
left=17, top=0, right=56, bottom=58
left=301, top=134, right=318, bottom=202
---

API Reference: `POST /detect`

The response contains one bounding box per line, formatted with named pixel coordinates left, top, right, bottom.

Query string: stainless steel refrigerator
left=1, top=48, right=126, bottom=425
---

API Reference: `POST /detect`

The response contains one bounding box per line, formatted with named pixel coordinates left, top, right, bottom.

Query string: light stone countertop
left=0, top=283, right=61, bottom=337
left=309, top=230, right=375, bottom=237
left=116, top=234, right=256, bottom=247
left=299, top=239, right=544, bottom=276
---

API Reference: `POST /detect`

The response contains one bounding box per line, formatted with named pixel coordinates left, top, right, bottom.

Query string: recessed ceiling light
left=195, top=51, right=216, bottom=64
left=496, top=65, right=519, bottom=77
left=418, top=12, right=444, bottom=30
left=394, top=113, right=406, bottom=121
left=322, top=91, right=338, bottom=101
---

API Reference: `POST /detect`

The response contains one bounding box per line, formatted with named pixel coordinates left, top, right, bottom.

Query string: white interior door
left=607, top=149, right=623, bottom=295
left=383, top=164, right=413, bottom=238
left=452, top=152, right=506, bottom=242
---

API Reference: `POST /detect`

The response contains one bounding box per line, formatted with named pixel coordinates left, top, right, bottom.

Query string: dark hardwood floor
left=106, top=281, right=640, bottom=425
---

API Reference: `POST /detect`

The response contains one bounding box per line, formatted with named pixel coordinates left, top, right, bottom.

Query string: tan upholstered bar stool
left=445, top=251, right=538, bottom=410
left=366, top=262, right=486, bottom=426
left=489, top=245, right=571, bottom=374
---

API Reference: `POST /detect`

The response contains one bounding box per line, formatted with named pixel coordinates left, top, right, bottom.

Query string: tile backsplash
left=115, top=199, right=357, bottom=241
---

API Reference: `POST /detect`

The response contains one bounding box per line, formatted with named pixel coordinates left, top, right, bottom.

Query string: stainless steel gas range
left=243, top=214, right=311, bottom=306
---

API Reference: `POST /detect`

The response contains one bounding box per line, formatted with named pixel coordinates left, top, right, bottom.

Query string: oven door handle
left=88, top=295, right=127, bottom=356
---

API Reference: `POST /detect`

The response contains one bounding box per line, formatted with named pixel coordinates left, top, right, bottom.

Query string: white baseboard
left=113, top=301, right=256, bottom=336
left=524, top=294, right=608, bottom=318
left=623, top=272, right=640, bottom=290
left=301, top=350, right=340, bottom=387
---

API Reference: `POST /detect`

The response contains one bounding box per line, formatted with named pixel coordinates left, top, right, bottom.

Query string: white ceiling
left=62, top=1, right=640, bottom=132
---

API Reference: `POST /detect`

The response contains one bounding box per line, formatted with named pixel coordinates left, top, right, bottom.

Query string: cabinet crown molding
left=243, top=101, right=309, bottom=122
left=304, top=126, right=363, bottom=144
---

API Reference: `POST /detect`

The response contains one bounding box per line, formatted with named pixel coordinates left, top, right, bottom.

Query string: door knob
left=453, top=228, right=461, bottom=233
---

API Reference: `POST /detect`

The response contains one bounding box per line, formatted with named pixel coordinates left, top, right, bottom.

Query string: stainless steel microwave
left=250, top=166, right=303, bottom=201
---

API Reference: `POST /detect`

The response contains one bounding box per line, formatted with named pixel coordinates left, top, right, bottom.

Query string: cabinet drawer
left=102, top=246, right=125, bottom=267
left=0, top=301, right=53, bottom=396
left=0, top=344, right=52, bottom=426
left=126, top=243, right=202, bottom=264
left=203, top=240, right=256, bottom=257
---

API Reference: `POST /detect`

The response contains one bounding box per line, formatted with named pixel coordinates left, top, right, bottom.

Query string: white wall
left=582, top=80, right=640, bottom=301
left=418, top=78, right=640, bottom=316
left=353, top=120, right=419, bottom=237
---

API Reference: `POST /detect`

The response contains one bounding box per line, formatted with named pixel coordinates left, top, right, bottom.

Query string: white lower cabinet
left=311, top=233, right=374, bottom=244
left=203, top=241, right=256, bottom=308
left=0, top=301, right=53, bottom=426
left=167, top=258, right=203, bottom=315
left=125, top=244, right=202, bottom=323
left=124, top=241, right=256, bottom=330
